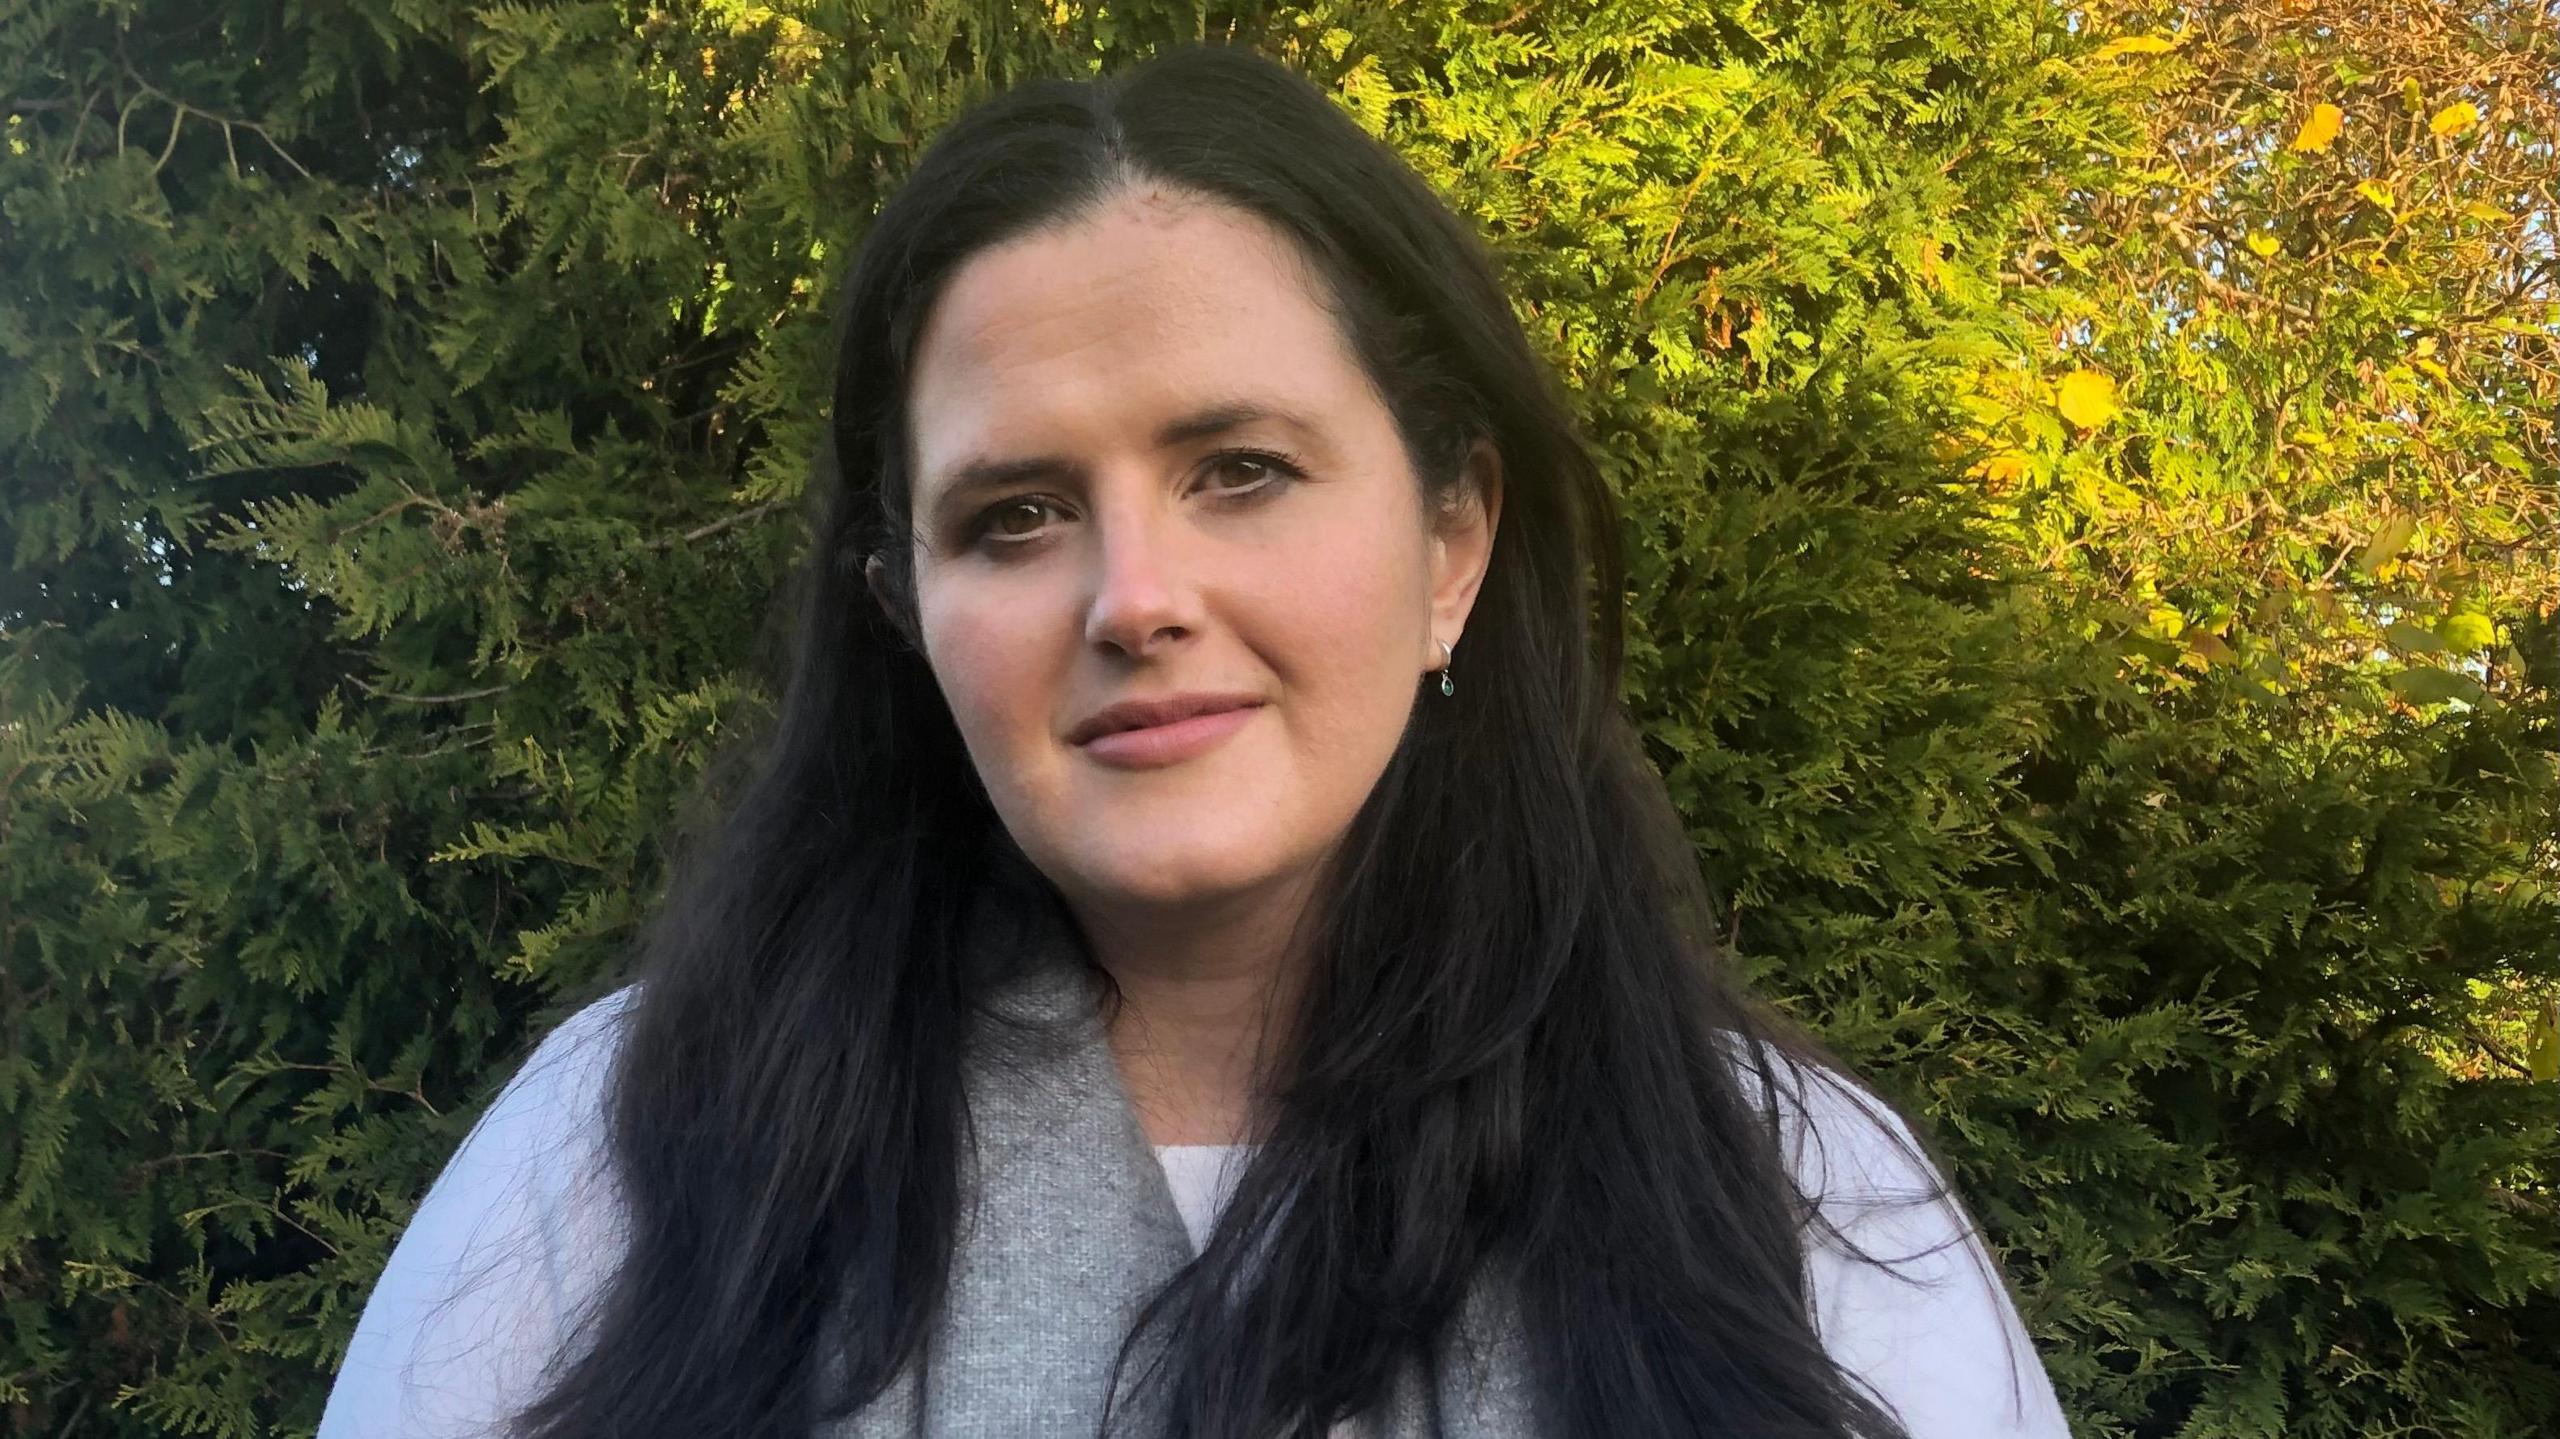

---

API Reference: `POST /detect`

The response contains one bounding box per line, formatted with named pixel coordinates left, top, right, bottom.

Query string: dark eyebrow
left=1154, top=400, right=1320, bottom=449
left=920, top=400, right=1326, bottom=526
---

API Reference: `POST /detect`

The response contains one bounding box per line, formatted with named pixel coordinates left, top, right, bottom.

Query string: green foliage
left=1, top=2, right=2550, bottom=1436
left=1972, top=0, right=2555, bottom=702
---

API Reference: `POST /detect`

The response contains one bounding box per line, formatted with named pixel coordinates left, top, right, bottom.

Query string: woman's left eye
left=1200, top=450, right=1302, bottom=493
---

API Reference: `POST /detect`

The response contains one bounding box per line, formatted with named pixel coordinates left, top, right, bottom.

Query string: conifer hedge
left=2, top=2, right=2551, bottom=1436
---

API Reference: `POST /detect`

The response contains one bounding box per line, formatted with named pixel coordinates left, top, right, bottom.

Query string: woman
left=322, top=41, right=2071, bottom=1439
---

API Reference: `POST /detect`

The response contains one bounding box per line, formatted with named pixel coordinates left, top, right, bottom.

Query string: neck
left=1067, top=875, right=1319, bottom=1147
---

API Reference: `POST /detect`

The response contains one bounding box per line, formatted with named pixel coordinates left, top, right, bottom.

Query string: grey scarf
left=823, top=952, right=1541, bottom=1438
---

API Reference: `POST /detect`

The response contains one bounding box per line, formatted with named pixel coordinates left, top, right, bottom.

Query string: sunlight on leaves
left=2055, top=369, right=2122, bottom=429
left=2428, top=102, right=2480, bottom=138
left=2093, top=34, right=2180, bottom=60
left=2288, top=102, right=2344, bottom=152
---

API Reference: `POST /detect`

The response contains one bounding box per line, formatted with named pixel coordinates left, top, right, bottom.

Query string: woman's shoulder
left=1708, top=1027, right=1941, bottom=1210
left=318, top=985, right=641, bottom=1438
left=427, top=984, right=639, bottom=1217
left=503, top=984, right=642, bottom=1123
left=1708, top=1027, right=2072, bottom=1438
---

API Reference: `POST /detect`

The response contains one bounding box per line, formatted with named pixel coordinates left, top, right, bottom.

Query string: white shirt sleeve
left=318, top=988, right=637, bottom=1439
left=1770, top=1053, right=2073, bottom=1438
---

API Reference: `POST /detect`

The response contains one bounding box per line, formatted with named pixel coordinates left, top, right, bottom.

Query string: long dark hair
left=512, top=40, right=2024, bottom=1439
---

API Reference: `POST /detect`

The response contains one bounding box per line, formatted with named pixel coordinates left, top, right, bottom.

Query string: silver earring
left=1436, top=638, right=1455, bottom=697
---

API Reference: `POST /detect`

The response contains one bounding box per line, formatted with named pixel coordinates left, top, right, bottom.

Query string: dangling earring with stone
left=1435, top=638, right=1455, bottom=697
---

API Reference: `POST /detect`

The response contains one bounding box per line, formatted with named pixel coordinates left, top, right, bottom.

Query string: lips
left=1066, top=692, right=1265, bottom=746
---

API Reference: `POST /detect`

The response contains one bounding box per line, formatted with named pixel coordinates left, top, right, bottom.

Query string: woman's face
left=892, top=185, right=1498, bottom=930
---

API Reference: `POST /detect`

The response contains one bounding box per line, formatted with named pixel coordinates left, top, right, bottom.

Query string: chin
left=1087, top=858, right=1270, bottom=911
left=1051, top=830, right=1297, bottom=913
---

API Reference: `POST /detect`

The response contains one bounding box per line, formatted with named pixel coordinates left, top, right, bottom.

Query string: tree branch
left=654, top=498, right=787, bottom=548
left=348, top=675, right=509, bottom=706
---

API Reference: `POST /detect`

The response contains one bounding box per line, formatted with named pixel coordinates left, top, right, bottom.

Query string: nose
left=1081, top=503, right=1200, bottom=659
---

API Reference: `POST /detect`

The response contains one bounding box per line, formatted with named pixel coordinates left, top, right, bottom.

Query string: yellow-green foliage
left=1, top=2, right=2550, bottom=1436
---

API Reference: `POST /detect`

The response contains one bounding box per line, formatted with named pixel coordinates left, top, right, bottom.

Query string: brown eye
left=1201, top=449, right=1303, bottom=493
left=984, top=499, right=1056, bottom=538
left=1207, top=455, right=1272, bottom=488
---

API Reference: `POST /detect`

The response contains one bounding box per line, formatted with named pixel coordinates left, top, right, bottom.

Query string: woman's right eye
left=976, top=497, right=1063, bottom=543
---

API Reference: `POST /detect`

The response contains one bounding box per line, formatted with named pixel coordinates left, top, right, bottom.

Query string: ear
left=864, top=554, right=920, bottom=651
left=1426, top=439, right=1502, bottom=664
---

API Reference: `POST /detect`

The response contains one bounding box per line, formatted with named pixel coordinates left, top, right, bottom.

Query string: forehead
left=904, top=190, right=1376, bottom=491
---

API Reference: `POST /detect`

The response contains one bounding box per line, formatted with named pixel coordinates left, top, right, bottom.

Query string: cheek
left=1245, top=517, right=1433, bottom=732
left=915, top=576, right=1070, bottom=779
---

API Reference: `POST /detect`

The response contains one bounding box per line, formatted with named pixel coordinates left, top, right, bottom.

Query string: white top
left=321, top=997, right=2072, bottom=1437
left=1146, top=1139, right=2068, bottom=1438
left=1153, top=1143, right=1252, bottom=1252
